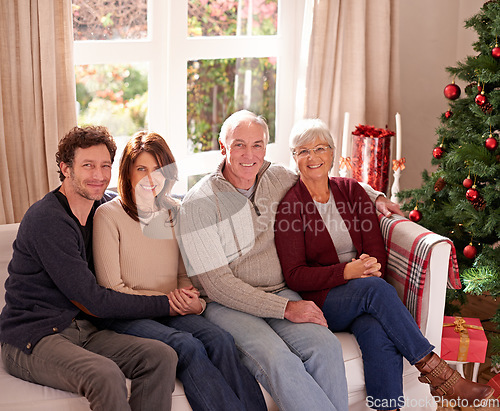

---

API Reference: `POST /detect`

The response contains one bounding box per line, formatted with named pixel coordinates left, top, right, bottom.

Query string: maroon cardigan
left=274, top=177, right=387, bottom=308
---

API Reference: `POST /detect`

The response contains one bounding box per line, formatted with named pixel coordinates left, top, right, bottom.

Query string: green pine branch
left=462, top=266, right=500, bottom=295
left=490, top=336, right=500, bottom=368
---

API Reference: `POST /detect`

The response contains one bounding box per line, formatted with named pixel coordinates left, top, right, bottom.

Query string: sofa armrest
left=378, top=215, right=460, bottom=350
left=419, top=241, right=450, bottom=352
left=0, top=223, right=20, bottom=309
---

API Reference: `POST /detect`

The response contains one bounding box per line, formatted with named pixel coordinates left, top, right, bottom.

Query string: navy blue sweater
left=0, top=190, right=172, bottom=354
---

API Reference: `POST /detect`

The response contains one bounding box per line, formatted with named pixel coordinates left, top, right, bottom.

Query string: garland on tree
left=398, top=1, right=500, bottom=367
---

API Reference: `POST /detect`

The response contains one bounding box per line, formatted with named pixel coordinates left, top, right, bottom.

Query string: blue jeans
left=322, top=277, right=434, bottom=410
left=108, top=314, right=266, bottom=411
left=204, top=289, right=348, bottom=411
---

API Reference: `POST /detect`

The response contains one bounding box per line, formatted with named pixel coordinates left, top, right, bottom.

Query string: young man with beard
left=0, top=126, right=178, bottom=411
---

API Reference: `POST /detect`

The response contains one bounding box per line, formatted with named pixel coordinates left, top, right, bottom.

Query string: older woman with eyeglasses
left=274, top=118, right=493, bottom=411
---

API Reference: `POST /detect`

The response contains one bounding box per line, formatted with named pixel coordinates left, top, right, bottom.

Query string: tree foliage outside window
left=73, top=0, right=279, bottom=148
left=187, top=57, right=276, bottom=153
left=72, top=0, right=148, bottom=40
left=75, top=64, right=148, bottom=137
left=188, top=0, right=278, bottom=37
left=186, top=1, right=278, bottom=152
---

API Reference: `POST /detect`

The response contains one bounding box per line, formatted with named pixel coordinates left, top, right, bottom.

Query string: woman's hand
left=181, top=285, right=200, bottom=297
left=168, top=287, right=203, bottom=316
left=343, top=253, right=382, bottom=280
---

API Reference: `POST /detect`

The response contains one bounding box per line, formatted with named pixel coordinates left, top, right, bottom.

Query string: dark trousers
left=1, top=319, right=177, bottom=411
left=108, top=313, right=267, bottom=411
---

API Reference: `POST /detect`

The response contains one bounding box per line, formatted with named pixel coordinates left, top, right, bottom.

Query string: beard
left=69, top=169, right=108, bottom=201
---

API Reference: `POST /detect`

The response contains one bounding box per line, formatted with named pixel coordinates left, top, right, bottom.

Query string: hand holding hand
left=344, top=254, right=382, bottom=280
left=375, top=195, right=403, bottom=217
left=284, top=300, right=328, bottom=327
left=181, top=285, right=200, bottom=297
left=168, top=288, right=203, bottom=316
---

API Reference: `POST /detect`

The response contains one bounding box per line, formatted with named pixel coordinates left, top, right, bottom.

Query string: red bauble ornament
left=463, top=244, right=477, bottom=259
left=462, top=178, right=473, bottom=188
left=492, top=44, right=500, bottom=59
left=485, top=136, right=498, bottom=151
left=466, top=187, right=479, bottom=201
left=444, top=82, right=461, bottom=100
left=433, top=146, right=444, bottom=159
left=409, top=209, right=422, bottom=223
left=475, top=92, right=487, bottom=106
left=445, top=110, right=453, bottom=119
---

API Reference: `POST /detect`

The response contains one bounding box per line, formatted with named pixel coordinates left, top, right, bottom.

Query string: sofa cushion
left=0, top=224, right=18, bottom=309
left=336, top=331, right=420, bottom=399
left=0, top=221, right=434, bottom=410
left=337, top=332, right=365, bottom=395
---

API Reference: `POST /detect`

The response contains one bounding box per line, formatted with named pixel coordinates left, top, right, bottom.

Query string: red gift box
left=441, top=316, right=488, bottom=363
left=351, top=124, right=394, bottom=194
left=487, top=373, right=500, bottom=399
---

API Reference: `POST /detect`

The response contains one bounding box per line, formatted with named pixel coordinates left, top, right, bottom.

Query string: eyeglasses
left=292, top=145, right=331, bottom=158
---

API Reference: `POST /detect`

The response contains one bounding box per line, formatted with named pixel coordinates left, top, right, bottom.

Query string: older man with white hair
left=179, top=110, right=401, bottom=411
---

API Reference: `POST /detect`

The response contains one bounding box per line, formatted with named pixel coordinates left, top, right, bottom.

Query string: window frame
left=73, top=0, right=308, bottom=193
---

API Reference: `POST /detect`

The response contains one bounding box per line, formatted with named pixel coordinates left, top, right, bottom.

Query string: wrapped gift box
left=440, top=316, right=488, bottom=363
left=487, top=373, right=500, bottom=399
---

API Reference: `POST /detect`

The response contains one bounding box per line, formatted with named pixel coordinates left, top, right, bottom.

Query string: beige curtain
left=0, top=0, right=76, bottom=224
left=305, top=0, right=400, bottom=175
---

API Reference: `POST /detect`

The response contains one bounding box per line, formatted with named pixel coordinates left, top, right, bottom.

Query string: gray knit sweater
left=179, top=160, right=297, bottom=319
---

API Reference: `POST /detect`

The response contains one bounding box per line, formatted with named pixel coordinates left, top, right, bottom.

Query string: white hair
left=289, top=118, right=335, bottom=172
left=219, top=110, right=270, bottom=146
left=289, top=118, right=335, bottom=152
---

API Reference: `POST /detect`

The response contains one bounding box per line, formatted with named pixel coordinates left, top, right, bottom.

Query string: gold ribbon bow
left=443, top=317, right=484, bottom=362
left=339, top=156, right=352, bottom=170
left=392, top=157, right=406, bottom=171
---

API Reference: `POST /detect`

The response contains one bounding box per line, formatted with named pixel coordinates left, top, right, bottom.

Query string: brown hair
left=118, top=131, right=178, bottom=222
left=56, top=126, right=117, bottom=182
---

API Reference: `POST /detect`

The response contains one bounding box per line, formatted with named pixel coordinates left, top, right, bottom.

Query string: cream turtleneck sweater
left=93, top=197, right=192, bottom=296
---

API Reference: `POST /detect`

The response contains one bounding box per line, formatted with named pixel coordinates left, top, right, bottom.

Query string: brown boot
left=415, top=353, right=494, bottom=404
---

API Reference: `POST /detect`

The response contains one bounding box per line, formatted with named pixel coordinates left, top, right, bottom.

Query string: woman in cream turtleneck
left=93, top=131, right=266, bottom=411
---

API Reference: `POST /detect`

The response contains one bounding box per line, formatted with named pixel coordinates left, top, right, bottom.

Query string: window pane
left=188, top=0, right=278, bottom=37
left=72, top=0, right=148, bottom=41
left=187, top=57, right=276, bottom=153
left=75, top=63, right=149, bottom=137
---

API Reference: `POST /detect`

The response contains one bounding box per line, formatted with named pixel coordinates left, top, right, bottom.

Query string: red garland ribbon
left=339, top=156, right=352, bottom=170
left=392, top=157, right=406, bottom=171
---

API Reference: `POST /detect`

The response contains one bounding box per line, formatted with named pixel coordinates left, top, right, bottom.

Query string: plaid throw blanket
left=379, top=214, right=461, bottom=327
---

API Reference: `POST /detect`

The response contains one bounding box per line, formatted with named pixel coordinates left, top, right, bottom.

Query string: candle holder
left=351, top=124, right=395, bottom=194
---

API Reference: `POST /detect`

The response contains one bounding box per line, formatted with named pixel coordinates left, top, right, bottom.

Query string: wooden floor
left=436, top=293, right=499, bottom=410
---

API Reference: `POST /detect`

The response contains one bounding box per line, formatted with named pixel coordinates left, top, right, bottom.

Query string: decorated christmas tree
left=398, top=1, right=500, bottom=366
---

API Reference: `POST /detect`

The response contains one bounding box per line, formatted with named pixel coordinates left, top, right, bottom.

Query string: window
left=73, top=0, right=308, bottom=192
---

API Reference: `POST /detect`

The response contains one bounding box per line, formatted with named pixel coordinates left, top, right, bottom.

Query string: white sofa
left=0, top=217, right=450, bottom=410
